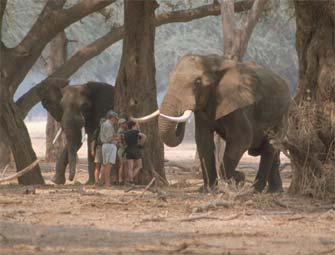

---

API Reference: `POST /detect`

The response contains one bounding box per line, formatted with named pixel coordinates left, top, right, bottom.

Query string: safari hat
left=106, top=110, right=118, bottom=119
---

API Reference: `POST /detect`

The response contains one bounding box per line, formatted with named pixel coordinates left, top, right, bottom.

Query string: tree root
left=0, top=159, right=40, bottom=184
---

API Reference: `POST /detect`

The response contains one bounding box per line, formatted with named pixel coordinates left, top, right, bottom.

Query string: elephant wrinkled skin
left=39, top=79, right=114, bottom=184
left=158, top=55, right=291, bottom=192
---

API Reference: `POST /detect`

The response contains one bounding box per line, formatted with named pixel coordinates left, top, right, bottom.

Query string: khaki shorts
left=94, top=145, right=103, bottom=163
left=102, top=143, right=117, bottom=165
left=118, top=147, right=126, bottom=161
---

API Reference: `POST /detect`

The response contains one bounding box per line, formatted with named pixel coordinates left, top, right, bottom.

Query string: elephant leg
left=86, top=134, right=95, bottom=185
left=195, top=114, right=217, bottom=191
left=222, top=141, right=246, bottom=184
left=52, top=147, right=68, bottom=185
left=267, top=150, right=283, bottom=193
left=253, top=140, right=275, bottom=192
left=219, top=111, right=252, bottom=184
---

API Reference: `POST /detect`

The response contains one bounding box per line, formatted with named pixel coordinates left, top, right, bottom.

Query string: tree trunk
left=45, top=31, right=67, bottom=162
left=115, top=0, right=165, bottom=184
left=286, top=0, right=335, bottom=196
left=0, top=95, right=44, bottom=185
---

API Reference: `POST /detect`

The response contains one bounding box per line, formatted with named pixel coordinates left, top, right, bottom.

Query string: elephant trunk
left=62, top=111, right=85, bottom=181
left=158, top=100, right=186, bottom=147
left=64, top=128, right=82, bottom=181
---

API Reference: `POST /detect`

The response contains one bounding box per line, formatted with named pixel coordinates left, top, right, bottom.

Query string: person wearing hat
left=116, top=118, right=128, bottom=185
left=91, top=117, right=105, bottom=186
left=99, top=110, right=119, bottom=187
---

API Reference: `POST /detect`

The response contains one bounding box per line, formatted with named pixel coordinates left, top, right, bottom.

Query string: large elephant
left=39, top=79, right=114, bottom=184
left=134, top=55, right=291, bottom=192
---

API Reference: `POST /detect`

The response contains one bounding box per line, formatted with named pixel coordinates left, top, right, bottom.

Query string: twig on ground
left=165, top=161, right=191, bottom=171
left=124, top=177, right=156, bottom=204
left=192, top=200, right=234, bottom=213
left=273, top=199, right=289, bottom=208
left=314, top=247, right=335, bottom=255
left=0, top=159, right=40, bottom=183
left=0, top=232, right=9, bottom=243
left=135, top=242, right=188, bottom=253
left=288, top=215, right=305, bottom=221
left=178, top=212, right=242, bottom=222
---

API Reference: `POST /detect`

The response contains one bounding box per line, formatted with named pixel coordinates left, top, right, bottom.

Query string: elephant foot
left=233, top=171, right=245, bottom=184
left=68, top=168, right=76, bottom=182
left=51, top=174, right=66, bottom=185
left=267, top=179, right=284, bottom=193
left=266, top=185, right=284, bottom=193
left=267, top=166, right=283, bottom=193
left=85, top=178, right=95, bottom=185
left=252, top=179, right=266, bottom=193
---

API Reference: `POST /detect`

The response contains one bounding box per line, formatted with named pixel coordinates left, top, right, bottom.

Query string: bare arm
left=138, top=133, right=147, bottom=146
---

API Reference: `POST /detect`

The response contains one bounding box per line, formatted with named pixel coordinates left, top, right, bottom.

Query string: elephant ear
left=215, top=63, right=262, bottom=120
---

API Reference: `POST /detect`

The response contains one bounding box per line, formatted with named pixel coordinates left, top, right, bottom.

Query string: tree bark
left=0, top=94, right=44, bottom=184
left=115, top=0, right=165, bottom=184
left=45, top=31, right=67, bottom=162
left=286, top=0, right=335, bottom=196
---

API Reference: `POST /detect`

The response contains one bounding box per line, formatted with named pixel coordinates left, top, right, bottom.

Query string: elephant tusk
left=130, top=109, right=160, bottom=123
left=52, top=128, right=62, bottom=144
left=160, top=110, right=193, bottom=123
left=81, top=127, right=87, bottom=143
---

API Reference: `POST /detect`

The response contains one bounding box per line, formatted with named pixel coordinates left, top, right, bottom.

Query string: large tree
left=45, top=31, right=67, bottom=162
left=114, top=0, right=164, bottom=184
left=284, top=0, right=335, bottom=196
left=0, top=0, right=115, bottom=184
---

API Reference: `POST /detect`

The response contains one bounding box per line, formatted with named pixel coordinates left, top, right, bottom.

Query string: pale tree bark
left=0, top=0, right=115, bottom=184
left=115, top=0, right=165, bottom=184
left=45, top=31, right=67, bottom=162
left=285, top=0, right=335, bottom=197
left=198, top=0, right=268, bottom=178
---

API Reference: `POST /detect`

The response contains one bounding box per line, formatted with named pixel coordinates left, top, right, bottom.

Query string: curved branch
left=5, top=0, right=116, bottom=94
left=15, top=0, right=254, bottom=116
left=0, top=159, right=40, bottom=184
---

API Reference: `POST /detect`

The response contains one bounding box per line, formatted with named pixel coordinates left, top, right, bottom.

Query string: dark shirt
left=92, top=128, right=102, bottom=146
left=124, top=130, right=140, bottom=147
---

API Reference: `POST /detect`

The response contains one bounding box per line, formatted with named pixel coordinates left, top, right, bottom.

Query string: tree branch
left=15, top=0, right=254, bottom=116
left=221, top=0, right=237, bottom=60
left=239, top=0, right=269, bottom=57
left=4, top=0, right=116, bottom=95
left=155, top=0, right=253, bottom=26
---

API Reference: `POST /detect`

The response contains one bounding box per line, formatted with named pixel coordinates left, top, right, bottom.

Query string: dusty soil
left=0, top=121, right=334, bottom=255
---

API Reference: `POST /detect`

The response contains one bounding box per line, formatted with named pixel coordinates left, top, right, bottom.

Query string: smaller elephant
left=133, top=55, right=291, bottom=193
left=39, top=79, right=115, bottom=184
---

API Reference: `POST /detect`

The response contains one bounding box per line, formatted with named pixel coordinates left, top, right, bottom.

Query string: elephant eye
left=194, top=77, right=202, bottom=86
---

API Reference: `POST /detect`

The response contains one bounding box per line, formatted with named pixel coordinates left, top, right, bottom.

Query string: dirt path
left=1, top=157, right=334, bottom=254
left=0, top=123, right=334, bottom=254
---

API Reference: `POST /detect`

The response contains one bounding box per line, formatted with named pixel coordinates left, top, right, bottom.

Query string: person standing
left=100, top=110, right=118, bottom=187
left=91, top=118, right=105, bottom=186
left=124, top=121, right=146, bottom=184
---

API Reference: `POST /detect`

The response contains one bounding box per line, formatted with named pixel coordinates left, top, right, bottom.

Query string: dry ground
left=0, top=121, right=334, bottom=255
